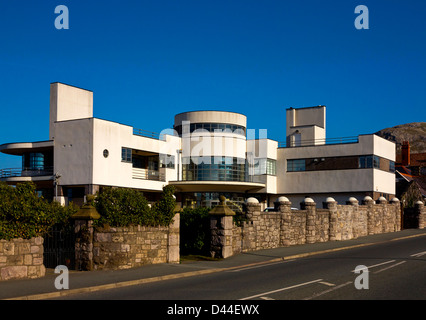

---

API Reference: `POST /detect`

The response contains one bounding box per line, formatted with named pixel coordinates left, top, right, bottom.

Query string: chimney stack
left=401, top=141, right=410, bottom=166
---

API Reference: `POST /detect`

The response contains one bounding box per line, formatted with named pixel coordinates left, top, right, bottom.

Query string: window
left=29, top=153, right=44, bottom=169
left=253, top=159, right=276, bottom=175
left=359, top=155, right=373, bottom=168
left=287, top=159, right=305, bottom=172
left=389, top=161, right=395, bottom=173
left=160, top=154, right=175, bottom=168
left=267, top=159, right=276, bottom=175
left=373, top=156, right=380, bottom=169
left=253, top=159, right=265, bottom=175
left=121, top=147, right=132, bottom=163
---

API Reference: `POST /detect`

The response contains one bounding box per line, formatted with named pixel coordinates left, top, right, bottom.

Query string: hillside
left=375, top=122, right=426, bottom=153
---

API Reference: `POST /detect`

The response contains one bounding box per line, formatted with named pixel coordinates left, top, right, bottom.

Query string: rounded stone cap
left=378, top=196, right=387, bottom=201
left=390, top=197, right=400, bottom=202
left=415, top=200, right=424, bottom=205
left=277, top=196, right=289, bottom=202
left=348, top=197, right=358, bottom=202
left=363, top=196, right=373, bottom=202
left=303, top=197, right=314, bottom=203
left=246, top=197, right=259, bottom=204
left=325, top=197, right=336, bottom=203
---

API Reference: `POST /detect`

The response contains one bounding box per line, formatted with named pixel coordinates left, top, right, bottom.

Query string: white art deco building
left=0, top=83, right=396, bottom=209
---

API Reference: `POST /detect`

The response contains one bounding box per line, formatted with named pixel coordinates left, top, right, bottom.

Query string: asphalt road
left=55, top=232, right=426, bottom=301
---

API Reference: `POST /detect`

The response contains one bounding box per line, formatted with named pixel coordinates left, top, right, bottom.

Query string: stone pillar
left=377, top=196, right=388, bottom=233
left=71, top=195, right=100, bottom=271
left=415, top=201, right=425, bottom=229
left=324, top=197, right=338, bottom=241
left=346, top=197, right=359, bottom=239
left=167, top=212, right=180, bottom=263
left=246, top=198, right=261, bottom=224
left=209, top=196, right=236, bottom=259
left=390, top=198, right=401, bottom=231
left=73, top=219, right=95, bottom=271
left=363, top=196, right=375, bottom=235
left=243, top=198, right=261, bottom=251
left=303, top=198, right=317, bottom=244
left=275, top=197, right=292, bottom=246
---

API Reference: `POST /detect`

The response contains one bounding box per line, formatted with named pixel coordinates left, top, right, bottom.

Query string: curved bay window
left=174, top=123, right=246, bottom=136
left=182, top=156, right=247, bottom=182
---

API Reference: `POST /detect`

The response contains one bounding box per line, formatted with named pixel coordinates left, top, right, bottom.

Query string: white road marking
left=410, top=251, right=426, bottom=258
left=304, top=281, right=352, bottom=300
left=373, top=261, right=406, bottom=274
left=350, top=260, right=395, bottom=272
left=229, top=259, right=295, bottom=272
left=239, top=279, right=323, bottom=300
left=319, top=281, right=336, bottom=287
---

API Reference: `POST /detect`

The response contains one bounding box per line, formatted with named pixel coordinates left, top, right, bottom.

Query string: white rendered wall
left=49, top=83, right=93, bottom=140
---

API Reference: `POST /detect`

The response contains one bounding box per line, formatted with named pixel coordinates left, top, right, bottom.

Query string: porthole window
left=103, top=149, right=109, bottom=158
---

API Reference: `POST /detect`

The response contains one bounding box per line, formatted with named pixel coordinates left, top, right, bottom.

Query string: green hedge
left=93, top=185, right=176, bottom=228
left=0, top=182, right=77, bottom=240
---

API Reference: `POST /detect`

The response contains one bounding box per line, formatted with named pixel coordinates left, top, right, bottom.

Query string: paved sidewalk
left=1, top=228, right=425, bottom=300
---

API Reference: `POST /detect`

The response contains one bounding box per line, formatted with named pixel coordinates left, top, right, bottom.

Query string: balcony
left=0, top=167, right=54, bottom=179
left=132, top=168, right=165, bottom=182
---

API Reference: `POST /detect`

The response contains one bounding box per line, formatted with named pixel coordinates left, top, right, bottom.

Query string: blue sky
left=0, top=0, right=425, bottom=168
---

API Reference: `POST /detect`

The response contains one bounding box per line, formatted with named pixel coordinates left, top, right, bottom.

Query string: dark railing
left=133, top=128, right=162, bottom=140
left=278, top=136, right=359, bottom=148
left=0, top=167, right=54, bottom=179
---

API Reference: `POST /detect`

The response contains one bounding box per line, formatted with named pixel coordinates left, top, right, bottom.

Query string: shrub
left=0, top=182, right=77, bottom=240
left=150, top=185, right=177, bottom=226
left=94, top=185, right=176, bottom=227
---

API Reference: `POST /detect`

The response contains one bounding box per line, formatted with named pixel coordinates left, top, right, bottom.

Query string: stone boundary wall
left=0, top=237, right=45, bottom=281
left=74, top=213, right=180, bottom=271
left=211, top=197, right=426, bottom=259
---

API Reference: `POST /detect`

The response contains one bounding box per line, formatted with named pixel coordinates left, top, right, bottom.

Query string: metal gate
left=43, top=224, right=76, bottom=270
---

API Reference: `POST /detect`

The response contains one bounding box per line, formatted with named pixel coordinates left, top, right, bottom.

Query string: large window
left=182, top=156, right=247, bottom=181
left=359, top=155, right=380, bottom=169
left=287, top=159, right=305, bottom=172
left=22, top=152, right=51, bottom=170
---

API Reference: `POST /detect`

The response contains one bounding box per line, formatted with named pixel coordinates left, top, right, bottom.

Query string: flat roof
left=286, top=105, right=326, bottom=111
left=174, top=110, right=247, bottom=117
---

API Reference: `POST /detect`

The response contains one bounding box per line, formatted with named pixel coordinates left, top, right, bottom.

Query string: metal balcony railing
left=278, top=136, right=359, bottom=148
left=133, top=128, right=162, bottom=140
left=132, top=168, right=166, bottom=182
left=0, top=167, right=54, bottom=179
